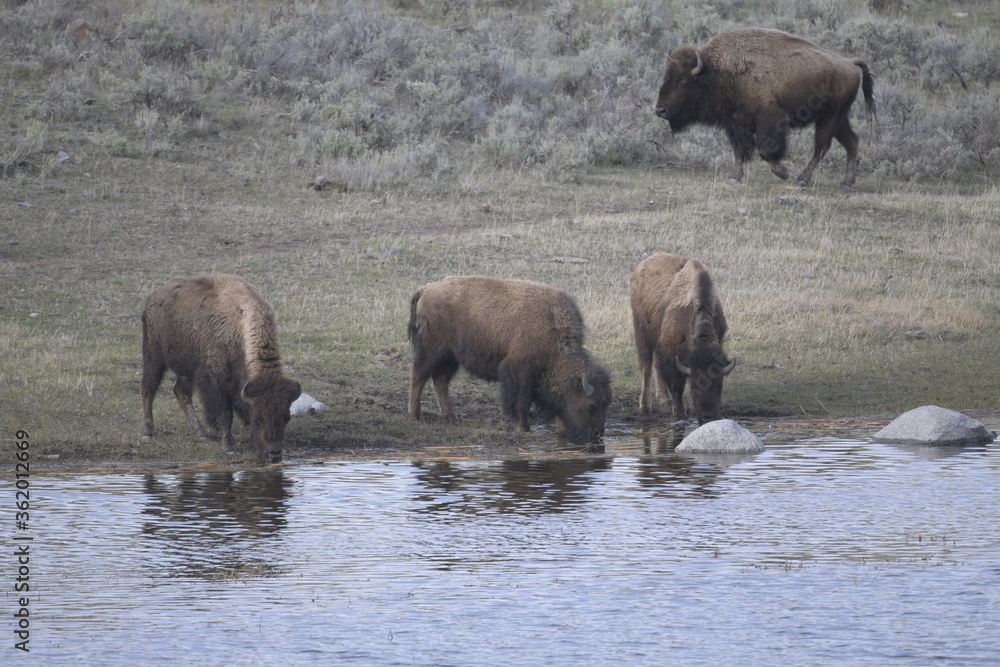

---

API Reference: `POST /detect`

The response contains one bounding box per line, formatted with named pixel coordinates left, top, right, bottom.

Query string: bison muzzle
left=407, top=276, right=612, bottom=443
left=656, top=28, right=876, bottom=188
left=140, top=274, right=301, bottom=463
left=630, top=253, right=734, bottom=423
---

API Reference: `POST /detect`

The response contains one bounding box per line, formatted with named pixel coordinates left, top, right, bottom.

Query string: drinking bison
left=655, top=27, right=875, bottom=188
left=407, top=276, right=612, bottom=442
left=629, top=253, right=734, bottom=423
left=140, top=274, right=302, bottom=463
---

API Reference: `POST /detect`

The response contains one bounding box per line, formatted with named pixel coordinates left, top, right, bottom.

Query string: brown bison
left=655, top=28, right=875, bottom=188
left=407, top=276, right=612, bottom=442
left=629, top=253, right=734, bottom=423
left=140, top=274, right=302, bottom=463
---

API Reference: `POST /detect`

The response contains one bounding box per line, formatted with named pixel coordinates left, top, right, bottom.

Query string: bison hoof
left=794, top=179, right=810, bottom=187
left=838, top=182, right=853, bottom=190
left=140, top=434, right=152, bottom=441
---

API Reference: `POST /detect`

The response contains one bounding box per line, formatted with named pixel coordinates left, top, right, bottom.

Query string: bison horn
left=241, top=379, right=269, bottom=403
left=722, top=357, right=736, bottom=376
left=582, top=373, right=595, bottom=396
left=691, top=50, right=704, bottom=76
left=675, top=356, right=691, bottom=376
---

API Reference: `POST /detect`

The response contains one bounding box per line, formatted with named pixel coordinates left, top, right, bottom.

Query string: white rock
left=290, top=393, right=329, bottom=416
left=676, top=419, right=765, bottom=453
left=873, top=405, right=994, bottom=446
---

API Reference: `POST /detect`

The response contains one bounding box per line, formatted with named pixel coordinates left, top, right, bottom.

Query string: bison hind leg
left=172, top=376, right=211, bottom=441
left=834, top=119, right=860, bottom=188
left=410, top=354, right=460, bottom=423
left=431, top=360, right=460, bottom=423
left=140, top=357, right=166, bottom=440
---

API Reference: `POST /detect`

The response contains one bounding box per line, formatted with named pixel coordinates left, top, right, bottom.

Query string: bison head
left=553, top=365, right=612, bottom=443
left=242, top=377, right=302, bottom=463
left=676, top=353, right=735, bottom=424
left=655, top=46, right=707, bottom=132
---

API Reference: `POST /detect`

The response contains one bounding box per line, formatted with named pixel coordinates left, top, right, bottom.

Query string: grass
left=1, top=0, right=998, bottom=468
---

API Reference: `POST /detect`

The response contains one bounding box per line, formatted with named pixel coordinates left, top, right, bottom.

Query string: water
left=9, top=424, right=1000, bottom=666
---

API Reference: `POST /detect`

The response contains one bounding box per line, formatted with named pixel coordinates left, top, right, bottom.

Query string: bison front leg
left=655, top=353, right=687, bottom=421
left=499, top=361, right=532, bottom=432
left=431, top=372, right=459, bottom=424
left=756, top=113, right=792, bottom=181
left=172, top=376, right=210, bottom=441
left=216, top=401, right=236, bottom=449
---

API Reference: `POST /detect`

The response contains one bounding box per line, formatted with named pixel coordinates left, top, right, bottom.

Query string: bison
left=629, top=253, right=734, bottom=423
left=140, top=274, right=302, bottom=463
left=407, top=276, right=612, bottom=442
left=655, top=28, right=876, bottom=188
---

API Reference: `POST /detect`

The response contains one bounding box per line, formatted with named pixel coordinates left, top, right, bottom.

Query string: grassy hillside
left=1, top=0, right=998, bottom=465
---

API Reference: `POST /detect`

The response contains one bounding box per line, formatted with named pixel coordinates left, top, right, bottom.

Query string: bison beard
left=655, top=28, right=875, bottom=188
left=407, top=276, right=611, bottom=442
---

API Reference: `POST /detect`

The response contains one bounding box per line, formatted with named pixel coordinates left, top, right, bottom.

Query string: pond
left=13, top=419, right=1000, bottom=665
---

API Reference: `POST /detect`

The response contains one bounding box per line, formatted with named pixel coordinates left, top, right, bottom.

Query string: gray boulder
left=873, top=405, right=995, bottom=446
left=290, top=392, right=329, bottom=416
left=676, top=419, right=765, bottom=454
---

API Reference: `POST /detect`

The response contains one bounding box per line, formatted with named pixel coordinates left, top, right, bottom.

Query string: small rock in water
left=291, top=393, right=329, bottom=416
left=676, top=419, right=765, bottom=454
left=873, top=405, right=994, bottom=446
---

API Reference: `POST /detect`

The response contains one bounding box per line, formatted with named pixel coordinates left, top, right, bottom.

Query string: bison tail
left=407, top=289, right=422, bottom=342
left=854, top=59, right=877, bottom=123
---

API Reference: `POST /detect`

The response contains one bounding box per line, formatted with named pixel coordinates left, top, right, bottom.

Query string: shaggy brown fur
left=656, top=28, right=876, bottom=188
left=140, top=274, right=301, bottom=462
left=629, top=253, right=734, bottom=423
left=408, top=276, right=611, bottom=442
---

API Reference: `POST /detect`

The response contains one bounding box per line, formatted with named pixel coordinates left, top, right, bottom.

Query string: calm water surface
left=12, top=423, right=1000, bottom=666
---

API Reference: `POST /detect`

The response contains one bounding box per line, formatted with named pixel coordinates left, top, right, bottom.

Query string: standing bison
left=629, top=253, right=734, bottom=423
left=140, top=274, right=302, bottom=463
left=655, top=28, right=875, bottom=188
left=408, top=276, right=612, bottom=442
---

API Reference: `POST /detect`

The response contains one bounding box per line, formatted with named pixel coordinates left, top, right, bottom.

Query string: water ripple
left=23, top=435, right=1000, bottom=665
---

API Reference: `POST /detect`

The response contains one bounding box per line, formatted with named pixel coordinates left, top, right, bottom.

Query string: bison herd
left=140, top=27, right=877, bottom=461
left=140, top=253, right=733, bottom=462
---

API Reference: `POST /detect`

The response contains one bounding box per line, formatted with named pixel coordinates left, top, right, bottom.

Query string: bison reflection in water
left=407, top=276, right=612, bottom=443
left=655, top=28, right=875, bottom=188
left=412, top=459, right=611, bottom=515
left=140, top=274, right=301, bottom=463
left=630, top=253, right=734, bottom=424
left=140, top=469, right=292, bottom=579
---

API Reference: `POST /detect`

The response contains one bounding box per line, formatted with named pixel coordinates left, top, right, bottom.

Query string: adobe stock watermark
left=11, top=430, right=32, bottom=653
